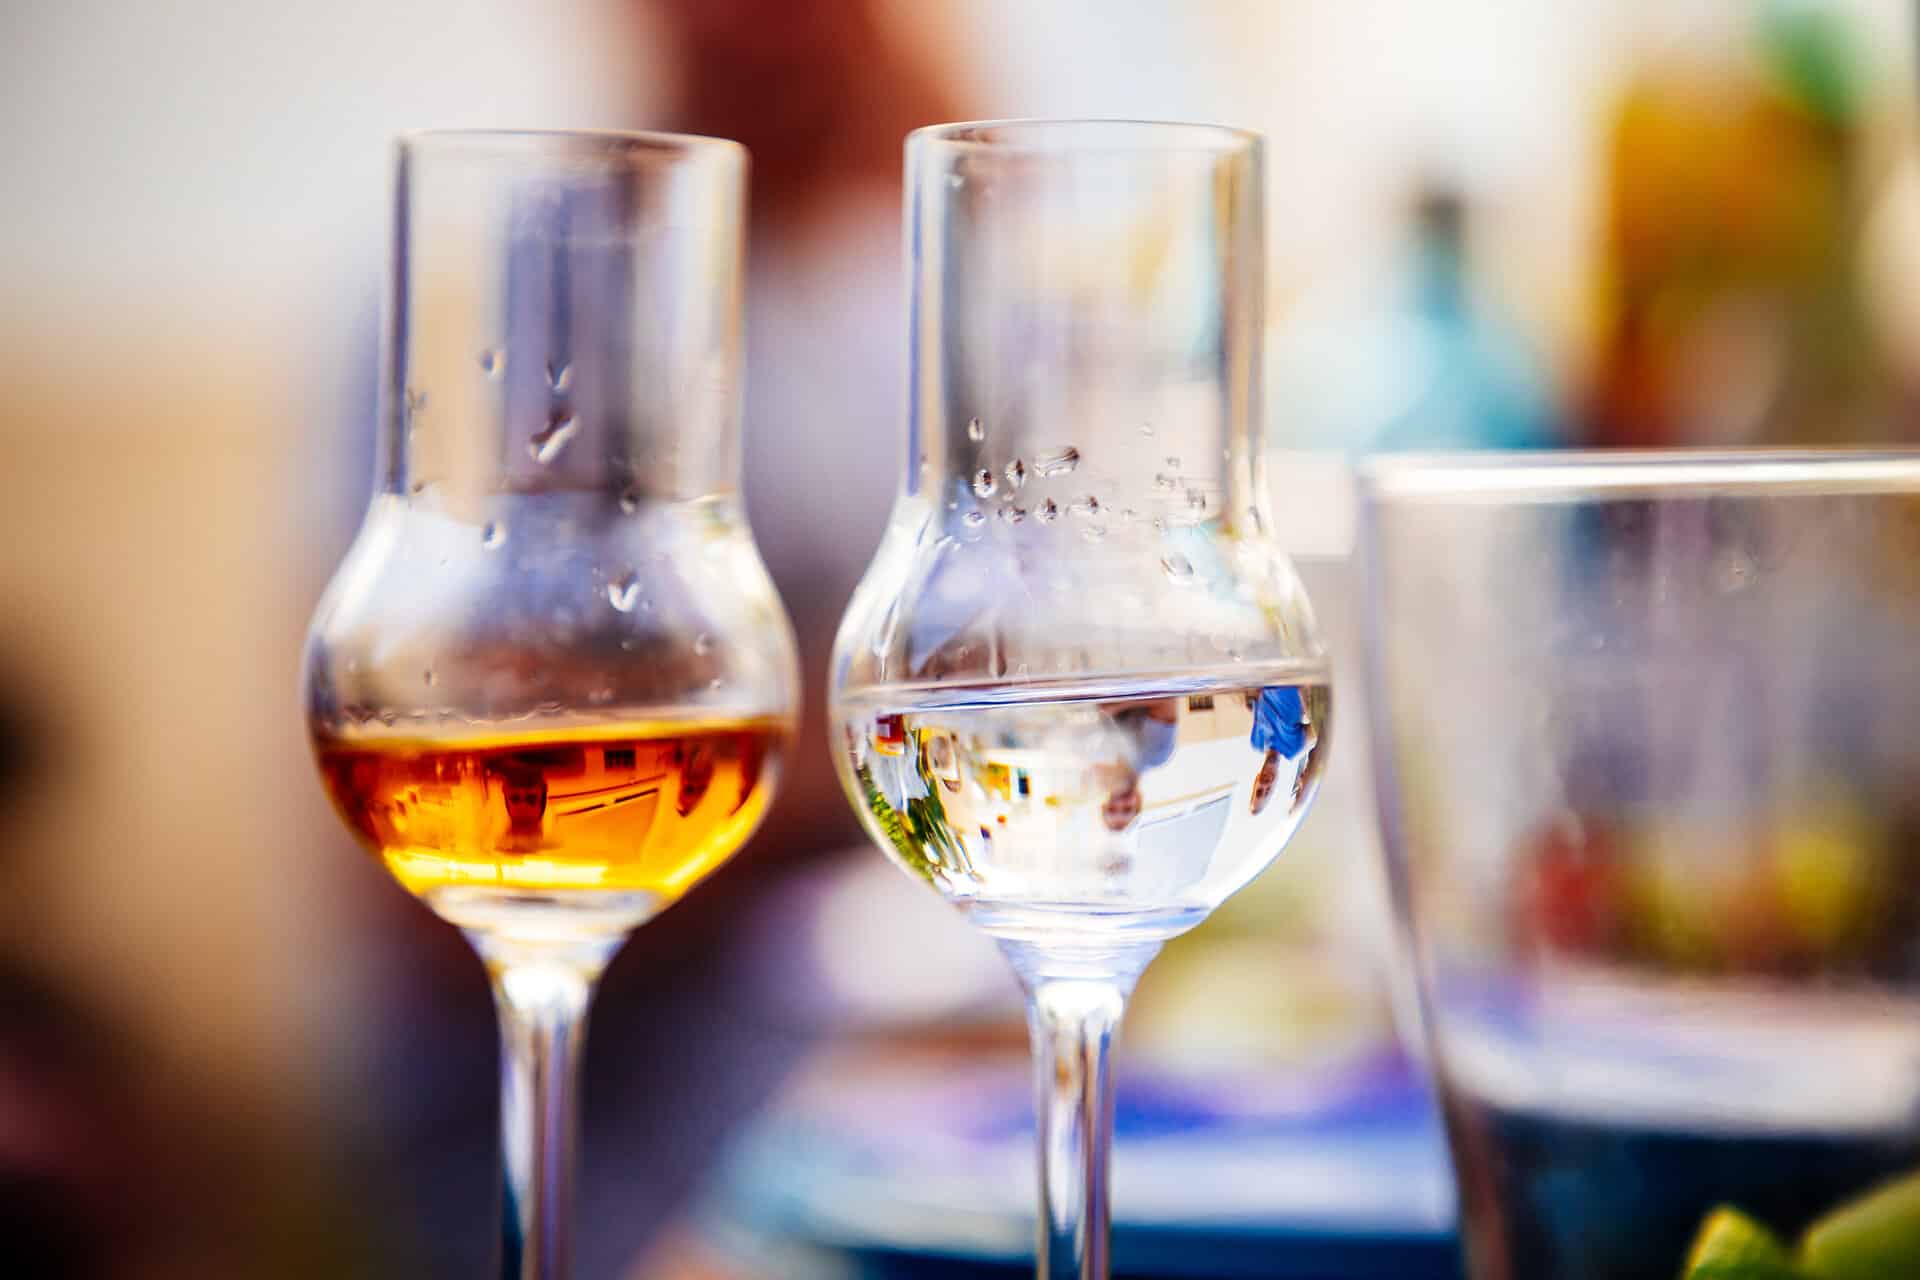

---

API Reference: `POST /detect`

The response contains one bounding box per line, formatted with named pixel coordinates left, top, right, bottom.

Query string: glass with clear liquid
left=832, top=120, right=1326, bottom=1279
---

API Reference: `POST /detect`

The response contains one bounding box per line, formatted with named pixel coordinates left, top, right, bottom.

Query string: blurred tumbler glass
left=1361, top=452, right=1920, bottom=1279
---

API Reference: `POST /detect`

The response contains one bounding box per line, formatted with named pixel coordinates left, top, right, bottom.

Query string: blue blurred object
left=1270, top=186, right=1559, bottom=456
left=703, top=1045, right=1459, bottom=1278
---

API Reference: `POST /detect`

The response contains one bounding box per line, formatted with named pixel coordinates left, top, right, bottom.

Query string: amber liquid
left=317, top=717, right=788, bottom=905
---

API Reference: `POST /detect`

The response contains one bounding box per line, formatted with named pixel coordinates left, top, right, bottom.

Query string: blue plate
left=709, top=1045, right=1460, bottom=1278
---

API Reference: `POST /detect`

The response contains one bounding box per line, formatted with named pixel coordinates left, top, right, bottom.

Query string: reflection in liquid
left=840, top=675, right=1331, bottom=938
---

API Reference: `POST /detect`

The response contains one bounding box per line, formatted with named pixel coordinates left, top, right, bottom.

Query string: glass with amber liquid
left=303, top=132, right=797, bottom=1280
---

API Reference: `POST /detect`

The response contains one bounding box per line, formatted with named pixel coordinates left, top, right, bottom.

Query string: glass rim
left=396, top=127, right=746, bottom=164
left=1357, top=448, right=1920, bottom=503
left=908, top=117, right=1261, bottom=154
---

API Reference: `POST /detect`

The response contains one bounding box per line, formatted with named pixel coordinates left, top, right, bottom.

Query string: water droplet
left=1166, top=456, right=1181, bottom=470
left=1154, top=473, right=1177, bottom=491
left=1080, top=522, right=1107, bottom=541
left=607, top=572, right=642, bottom=612
left=619, top=487, right=640, bottom=515
left=947, top=172, right=965, bottom=190
left=1161, top=553, right=1195, bottom=581
left=1186, top=488, right=1208, bottom=512
left=1119, top=507, right=1140, bottom=523
left=1036, top=498, right=1059, bottom=523
left=410, top=478, right=429, bottom=495
left=946, top=500, right=958, bottom=511
left=422, top=666, right=437, bottom=687
left=529, top=413, right=579, bottom=464
left=1247, top=506, right=1266, bottom=535
left=1034, top=446, right=1080, bottom=477
left=1140, top=422, right=1156, bottom=437
left=405, top=387, right=429, bottom=415
left=619, top=637, right=636, bottom=652
left=588, top=686, right=614, bottom=705
left=694, top=632, right=713, bottom=656
left=1070, top=495, right=1102, bottom=519
left=708, top=677, right=723, bottom=691
left=1717, top=548, right=1756, bottom=593
left=972, top=468, right=997, bottom=498
left=481, top=521, right=506, bottom=550
left=479, top=348, right=505, bottom=378
left=345, top=659, right=359, bottom=675
left=962, top=509, right=986, bottom=528
left=999, top=505, right=1027, bottom=524
left=935, top=534, right=959, bottom=552
left=546, top=360, right=573, bottom=393
left=967, top=416, right=986, bottom=442
left=1004, top=458, right=1027, bottom=491
left=377, top=710, right=398, bottom=727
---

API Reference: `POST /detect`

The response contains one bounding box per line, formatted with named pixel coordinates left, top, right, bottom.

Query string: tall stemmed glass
left=831, top=120, right=1327, bottom=1280
left=303, top=131, right=798, bottom=1280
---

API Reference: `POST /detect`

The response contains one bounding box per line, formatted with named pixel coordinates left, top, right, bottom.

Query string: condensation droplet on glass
left=1717, top=548, right=1755, bottom=593
left=1187, top=489, right=1208, bottom=512
left=1166, top=456, right=1181, bottom=470
left=694, top=632, right=714, bottom=656
left=1036, top=497, right=1059, bottom=523
left=1004, top=458, right=1027, bottom=491
left=377, top=710, right=398, bottom=727
left=345, top=659, right=359, bottom=675
left=588, top=687, right=614, bottom=705
left=619, top=637, right=636, bottom=652
left=999, top=505, right=1026, bottom=524
left=1070, top=494, right=1101, bottom=519
left=935, top=534, right=959, bottom=552
left=422, top=666, right=437, bottom=687
left=529, top=413, right=579, bottom=464
left=1247, top=506, right=1266, bottom=535
left=1140, top=422, right=1155, bottom=437
left=546, top=360, right=573, bottom=393
left=967, top=416, right=985, bottom=442
left=1154, top=473, right=1177, bottom=491
left=481, top=520, right=506, bottom=550
left=972, top=468, right=997, bottom=499
left=1080, top=523, right=1107, bottom=541
left=1161, top=553, right=1195, bottom=580
left=405, top=387, right=429, bottom=415
left=607, top=572, right=643, bottom=612
left=1119, top=507, right=1139, bottom=523
left=479, top=348, right=505, bottom=378
left=962, top=509, right=986, bottom=528
left=1034, top=446, right=1080, bottom=478
left=619, top=487, right=640, bottom=515
left=410, top=478, right=429, bottom=495
left=708, top=677, right=723, bottom=691
left=947, top=172, right=965, bottom=190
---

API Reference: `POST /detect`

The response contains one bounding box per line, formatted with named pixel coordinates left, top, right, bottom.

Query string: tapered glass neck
left=904, top=120, right=1266, bottom=536
left=382, top=130, right=747, bottom=509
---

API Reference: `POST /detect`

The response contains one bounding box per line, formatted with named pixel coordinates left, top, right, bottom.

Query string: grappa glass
left=303, top=130, right=798, bottom=1280
left=830, top=119, right=1328, bottom=1280
left=1362, top=452, right=1920, bottom=1279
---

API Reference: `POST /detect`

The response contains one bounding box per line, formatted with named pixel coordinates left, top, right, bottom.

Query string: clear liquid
left=837, top=666, right=1330, bottom=947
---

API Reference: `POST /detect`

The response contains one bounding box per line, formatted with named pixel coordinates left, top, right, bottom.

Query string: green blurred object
left=1800, top=1170, right=1920, bottom=1279
left=1681, top=1207, right=1806, bottom=1280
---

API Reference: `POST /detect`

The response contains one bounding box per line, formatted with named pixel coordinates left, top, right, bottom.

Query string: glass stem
left=490, top=957, right=600, bottom=1280
left=1012, top=945, right=1157, bottom=1280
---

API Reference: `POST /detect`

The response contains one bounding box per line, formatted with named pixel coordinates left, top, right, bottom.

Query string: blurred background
left=2, top=0, right=1918, bottom=1275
